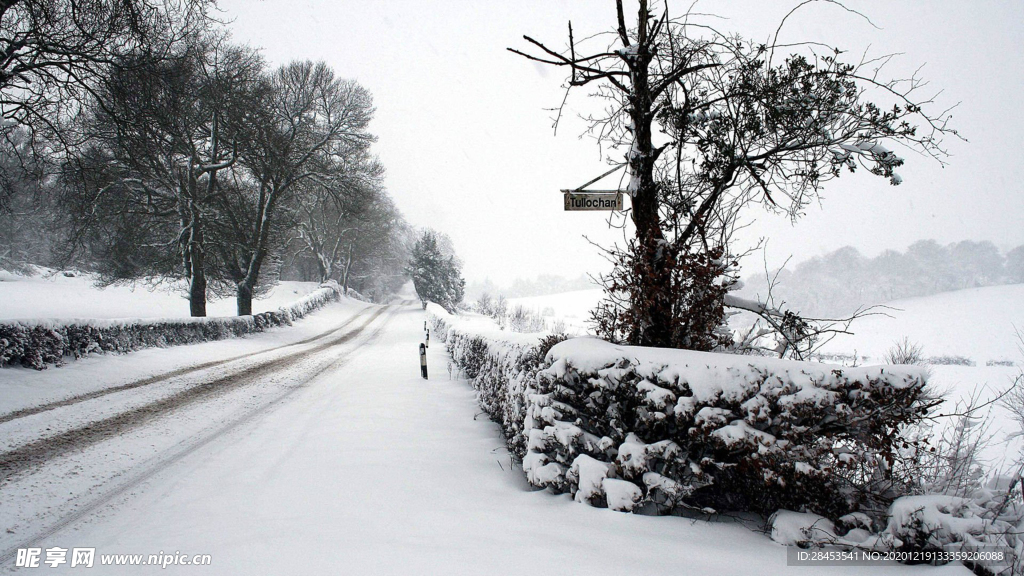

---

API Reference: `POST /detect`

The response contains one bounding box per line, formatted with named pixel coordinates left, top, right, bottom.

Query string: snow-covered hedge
left=432, top=306, right=1022, bottom=573
left=0, top=282, right=344, bottom=369
left=768, top=487, right=1022, bottom=575
left=525, top=339, right=931, bottom=517
left=430, top=306, right=932, bottom=519
left=883, top=491, right=1021, bottom=574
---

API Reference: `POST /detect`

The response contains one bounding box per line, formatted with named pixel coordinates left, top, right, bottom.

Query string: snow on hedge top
left=545, top=337, right=926, bottom=403
left=426, top=303, right=540, bottom=349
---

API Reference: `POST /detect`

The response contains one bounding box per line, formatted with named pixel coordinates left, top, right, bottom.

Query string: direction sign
left=562, top=191, right=624, bottom=211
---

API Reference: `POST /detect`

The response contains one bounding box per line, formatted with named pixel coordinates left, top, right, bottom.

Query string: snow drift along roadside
left=0, top=282, right=347, bottom=370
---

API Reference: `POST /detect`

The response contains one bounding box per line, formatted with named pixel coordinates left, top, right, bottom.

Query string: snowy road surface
left=0, top=301, right=968, bottom=575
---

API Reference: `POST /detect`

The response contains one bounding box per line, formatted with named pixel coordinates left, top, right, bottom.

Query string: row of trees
left=60, top=41, right=410, bottom=315
left=741, top=240, right=1024, bottom=317
left=0, top=1, right=416, bottom=314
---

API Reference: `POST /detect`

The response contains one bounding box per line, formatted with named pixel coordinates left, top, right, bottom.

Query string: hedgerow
left=0, top=282, right=344, bottom=369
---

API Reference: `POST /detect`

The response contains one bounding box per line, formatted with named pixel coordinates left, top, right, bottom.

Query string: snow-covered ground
left=0, top=300, right=970, bottom=575
left=819, top=284, right=1024, bottom=364
left=0, top=267, right=322, bottom=320
left=509, top=284, right=1024, bottom=366
left=818, top=285, right=1024, bottom=471
left=508, top=288, right=602, bottom=335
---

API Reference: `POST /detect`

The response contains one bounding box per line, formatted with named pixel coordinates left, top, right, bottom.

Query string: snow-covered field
left=0, top=268, right=322, bottom=320
left=819, top=284, right=1024, bottom=365
left=0, top=300, right=970, bottom=575
left=510, top=284, right=1024, bottom=365
left=817, top=285, right=1024, bottom=470
left=508, top=288, right=602, bottom=334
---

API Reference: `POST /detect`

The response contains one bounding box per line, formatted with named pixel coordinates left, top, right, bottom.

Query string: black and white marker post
left=419, top=342, right=428, bottom=379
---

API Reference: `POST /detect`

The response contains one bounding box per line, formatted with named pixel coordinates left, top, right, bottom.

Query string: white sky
left=219, top=0, right=1024, bottom=285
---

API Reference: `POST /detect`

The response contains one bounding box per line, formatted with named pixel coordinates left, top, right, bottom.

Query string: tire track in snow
left=0, top=304, right=377, bottom=425
left=0, top=305, right=392, bottom=481
left=0, top=303, right=406, bottom=566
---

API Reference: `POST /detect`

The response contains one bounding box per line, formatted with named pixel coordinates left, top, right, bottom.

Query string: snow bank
left=0, top=268, right=327, bottom=320
left=764, top=488, right=1023, bottom=574
left=0, top=282, right=345, bottom=369
left=769, top=510, right=838, bottom=546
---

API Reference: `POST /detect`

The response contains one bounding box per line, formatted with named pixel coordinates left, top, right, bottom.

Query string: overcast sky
left=219, top=0, right=1024, bottom=285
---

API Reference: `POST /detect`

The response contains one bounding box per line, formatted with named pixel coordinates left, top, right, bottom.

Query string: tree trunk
left=236, top=281, right=253, bottom=316
left=342, top=244, right=353, bottom=295
left=235, top=180, right=275, bottom=316
left=624, top=0, right=671, bottom=347
left=236, top=248, right=264, bottom=316
left=183, top=194, right=207, bottom=317
left=189, top=264, right=207, bottom=317
left=316, top=251, right=331, bottom=284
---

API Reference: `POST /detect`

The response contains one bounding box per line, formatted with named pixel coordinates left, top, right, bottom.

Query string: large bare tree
left=0, top=0, right=213, bottom=220
left=511, top=0, right=957, bottom=352
left=60, top=39, right=265, bottom=316
left=225, top=61, right=376, bottom=315
left=289, top=149, right=385, bottom=285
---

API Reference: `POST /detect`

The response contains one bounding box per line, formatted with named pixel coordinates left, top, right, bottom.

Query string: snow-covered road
left=0, top=301, right=968, bottom=575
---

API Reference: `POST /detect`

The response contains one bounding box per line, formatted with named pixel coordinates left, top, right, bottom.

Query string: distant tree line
left=740, top=240, right=1024, bottom=317
left=0, top=0, right=421, bottom=314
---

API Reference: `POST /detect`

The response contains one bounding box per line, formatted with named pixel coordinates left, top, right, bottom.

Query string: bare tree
left=0, top=0, right=214, bottom=222
left=59, top=38, right=265, bottom=316
left=290, top=150, right=385, bottom=285
left=0, top=126, right=52, bottom=271
left=512, top=0, right=957, bottom=351
left=337, top=193, right=411, bottom=298
left=0, top=0, right=211, bottom=137
left=225, top=61, right=376, bottom=315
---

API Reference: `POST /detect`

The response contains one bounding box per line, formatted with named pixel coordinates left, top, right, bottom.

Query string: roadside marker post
left=419, top=343, right=428, bottom=379
left=425, top=329, right=429, bottom=348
